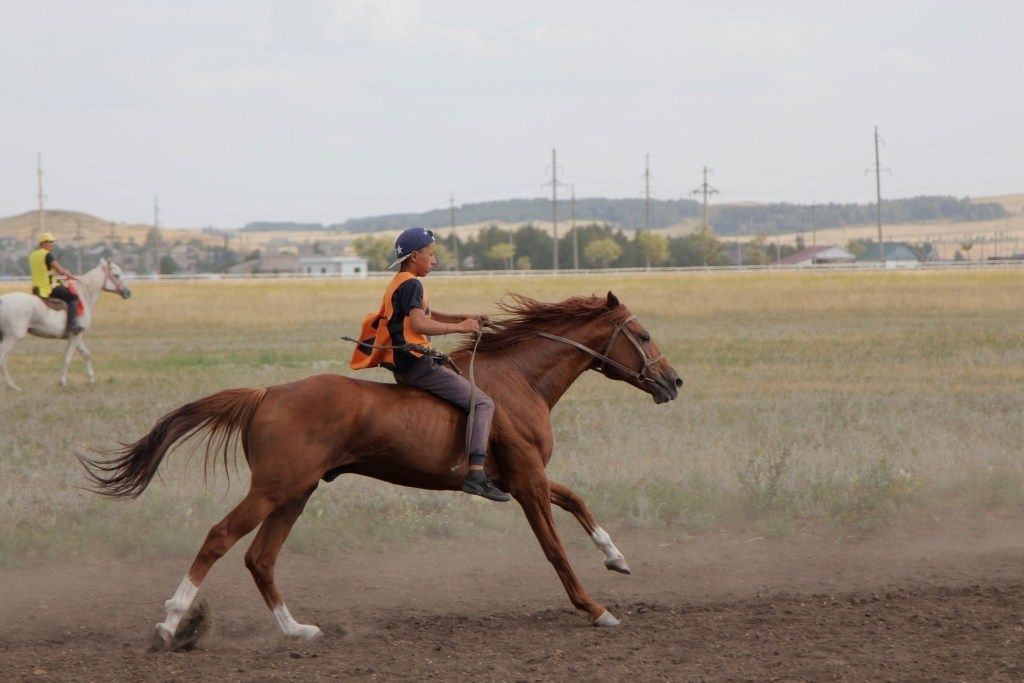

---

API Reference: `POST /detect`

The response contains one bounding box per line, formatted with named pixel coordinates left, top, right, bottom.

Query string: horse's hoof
left=593, top=610, right=620, bottom=627
left=150, top=624, right=173, bottom=651
left=150, top=597, right=211, bottom=652
left=604, top=556, right=631, bottom=574
left=288, top=624, right=323, bottom=641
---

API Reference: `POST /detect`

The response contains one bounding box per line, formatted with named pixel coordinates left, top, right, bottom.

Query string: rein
left=537, top=315, right=664, bottom=383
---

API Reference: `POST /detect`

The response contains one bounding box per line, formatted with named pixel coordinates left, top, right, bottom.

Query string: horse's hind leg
left=0, top=336, right=21, bottom=391
left=549, top=480, right=631, bottom=574
left=155, top=491, right=279, bottom=648
left=244, top=486, right=321, bottom=640
left=75, top=337, right=95, bottom=384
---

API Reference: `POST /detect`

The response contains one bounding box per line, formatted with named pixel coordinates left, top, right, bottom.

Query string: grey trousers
left=395, top=355, right=495, bottom=458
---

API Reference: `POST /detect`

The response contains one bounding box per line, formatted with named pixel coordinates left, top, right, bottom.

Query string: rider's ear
left=606, top=291, right=620, bottom=309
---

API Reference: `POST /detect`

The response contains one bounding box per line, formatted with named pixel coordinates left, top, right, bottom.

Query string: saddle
left=37, top=295, right=67, bottom=312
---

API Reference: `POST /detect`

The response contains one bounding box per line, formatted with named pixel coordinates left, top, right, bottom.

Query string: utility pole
left=36, top=153, right=46, bottom=238
left=873, top=125, right=885, bottom=266
left=449, top=193, right=459, bottom=271
left=643, top=154, right=651, bottom=230
left=153, top=194, right=160, bottom=274
left=692, top=165, right=718, bottom=234
left=550, top=149, right=559, bottom=270
left=691, top=165, right=719, bottom=266
left=571, top=185, right=579, bottom=270
left=74, top=219, right=83, bottom=273
left=810, top=200, right=817, bottom=254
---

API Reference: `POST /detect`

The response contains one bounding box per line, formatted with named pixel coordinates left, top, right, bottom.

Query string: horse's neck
left=76, top=267, right=105, bottom=310
left=506, top=324, right=607, bottom=408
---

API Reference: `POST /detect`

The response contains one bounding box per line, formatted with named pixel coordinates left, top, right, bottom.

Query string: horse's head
left=100, top=259, right=132, bottom=299
left=594, top=291, right=682, bottom=405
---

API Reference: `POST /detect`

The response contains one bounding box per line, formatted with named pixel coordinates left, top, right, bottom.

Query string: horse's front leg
left=512, top=477, right=620, bottom=627
left=549, top=480, right=631, bottom=574
left=59, top=336, right=77, bottom=387
left=75, top=337, right=95, bottom=384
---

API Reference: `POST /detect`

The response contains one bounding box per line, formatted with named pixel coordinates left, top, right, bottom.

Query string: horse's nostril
left=675, top=377, right=683, bottom=388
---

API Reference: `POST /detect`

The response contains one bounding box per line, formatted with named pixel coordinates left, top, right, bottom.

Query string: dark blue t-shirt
left=388, top=279, right=426, bottom=373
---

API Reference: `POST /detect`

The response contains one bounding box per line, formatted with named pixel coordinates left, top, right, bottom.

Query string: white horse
left=0, top=259, right=131, bottom=391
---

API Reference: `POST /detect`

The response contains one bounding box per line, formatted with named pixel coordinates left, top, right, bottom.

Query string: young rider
left=29, top=233, right=83, bottom=333
left=350, top=227, right=511, bottom=502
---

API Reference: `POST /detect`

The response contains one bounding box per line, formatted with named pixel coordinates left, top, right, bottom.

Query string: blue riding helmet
left=389, top=227, right=436, bottom=268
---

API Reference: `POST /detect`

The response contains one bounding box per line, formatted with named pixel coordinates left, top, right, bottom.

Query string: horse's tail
left=78, top=387, right=268, bottom=500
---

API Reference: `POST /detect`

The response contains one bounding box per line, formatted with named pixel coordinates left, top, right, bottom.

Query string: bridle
left=538, top=315, right=664, bottom=383
left=102, top=264, right=127, bottom=296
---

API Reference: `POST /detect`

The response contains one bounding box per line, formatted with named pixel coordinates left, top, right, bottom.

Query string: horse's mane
left=456, top=292, right=619, bottom=353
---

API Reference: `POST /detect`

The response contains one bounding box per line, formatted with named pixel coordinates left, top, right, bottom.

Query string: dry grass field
left=1, top=270, right=1023, bottom=565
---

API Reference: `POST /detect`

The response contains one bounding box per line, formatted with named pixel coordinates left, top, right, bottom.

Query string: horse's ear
left=607, top=291, right=620, bottom=308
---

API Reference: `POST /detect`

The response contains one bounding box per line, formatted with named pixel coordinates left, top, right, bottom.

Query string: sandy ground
left=3, top=521, right=1024, bottom=681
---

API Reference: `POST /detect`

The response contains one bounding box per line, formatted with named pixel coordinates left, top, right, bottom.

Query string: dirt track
left=4, top=523, right=1024, bottom=681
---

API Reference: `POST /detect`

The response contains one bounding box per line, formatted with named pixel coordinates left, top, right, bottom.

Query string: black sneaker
left=462, top=475, right=511, bottom=502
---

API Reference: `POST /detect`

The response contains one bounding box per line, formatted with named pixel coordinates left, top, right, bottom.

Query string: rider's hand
left=455, top=318, right=481, bottom=334
left=475, top=314, right=491, bottom=327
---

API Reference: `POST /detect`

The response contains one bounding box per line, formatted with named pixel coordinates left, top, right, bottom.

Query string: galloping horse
left=81, top=291, right=682, bottom=649
left=0, top=259, right=131, bottom=391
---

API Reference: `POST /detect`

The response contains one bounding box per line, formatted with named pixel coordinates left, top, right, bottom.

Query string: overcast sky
left=2, top=1, right=1022, bottom=228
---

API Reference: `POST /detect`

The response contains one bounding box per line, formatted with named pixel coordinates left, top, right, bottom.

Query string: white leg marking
left=594, top=610, right=621, bottom=627
left=591, top=526, right=631, bottom=574
left=272, top=604, right=323, bottom=640
left=155, top=576, right=198, bottom=645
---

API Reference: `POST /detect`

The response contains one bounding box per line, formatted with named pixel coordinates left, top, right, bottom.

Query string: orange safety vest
left=350, top=272, right=431, bottom=370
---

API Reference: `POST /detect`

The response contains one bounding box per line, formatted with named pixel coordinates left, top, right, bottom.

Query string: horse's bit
left=538, top=315, right=664, bottom=383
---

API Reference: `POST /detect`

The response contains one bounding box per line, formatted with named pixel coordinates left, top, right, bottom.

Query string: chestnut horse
left=81, top=291, right=682, bottom=649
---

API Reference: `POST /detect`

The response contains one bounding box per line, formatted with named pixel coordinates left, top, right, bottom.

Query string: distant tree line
left=243, top=195, right=1005, bottom=236
left=355, top=222, right=823, bottom=271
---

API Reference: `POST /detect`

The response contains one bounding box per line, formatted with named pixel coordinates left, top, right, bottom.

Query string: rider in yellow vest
left=29, top=233, right=83, bottom=333
left=350, top=227, right=510, bottom=502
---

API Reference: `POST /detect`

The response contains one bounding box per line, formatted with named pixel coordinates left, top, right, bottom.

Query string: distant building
left=228, top=253, right=300, bottom=275
left=775, top=245, right=855, bottom=266
left=299, top=256, right=368, bottom=277
left=855, top=242, right=922, bottom=267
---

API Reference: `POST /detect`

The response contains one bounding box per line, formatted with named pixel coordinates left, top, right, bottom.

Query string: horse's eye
left=640, top=332, right=651, bottom=343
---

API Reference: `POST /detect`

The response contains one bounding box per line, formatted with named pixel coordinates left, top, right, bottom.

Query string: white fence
left=2, top=259, right=1023, bottom=285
